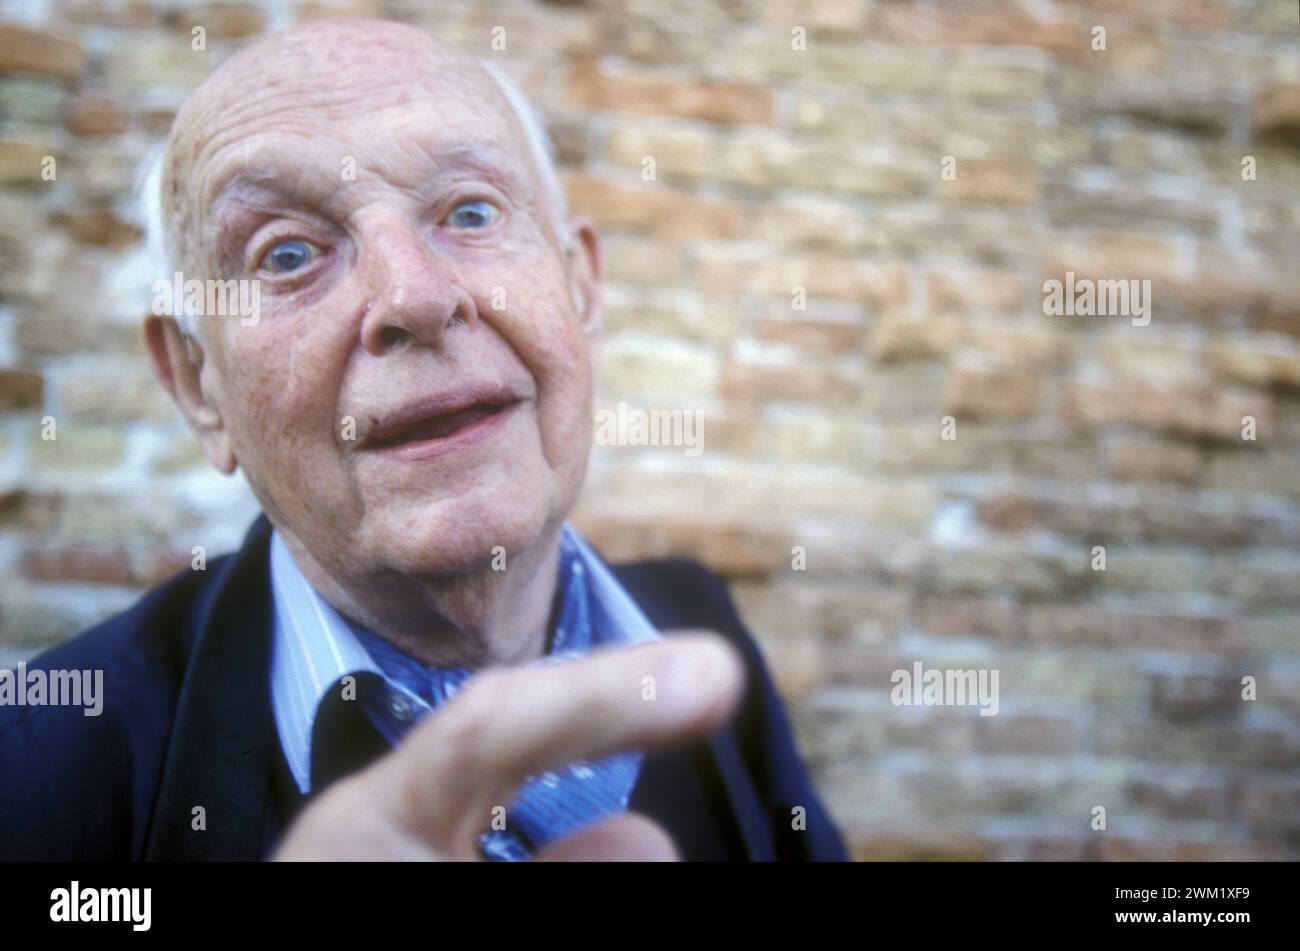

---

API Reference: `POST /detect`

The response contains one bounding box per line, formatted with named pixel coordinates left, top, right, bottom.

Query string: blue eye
left=261, top=239, right=314, bottom=274
left=446, top=199, right=498, bottom=229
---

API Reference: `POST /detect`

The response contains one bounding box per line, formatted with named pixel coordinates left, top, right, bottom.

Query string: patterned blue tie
left=350, top=537, right=643, bottom=860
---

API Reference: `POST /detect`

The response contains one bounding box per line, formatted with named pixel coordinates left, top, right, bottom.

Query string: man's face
left=168, top=24, right=599, bottom=582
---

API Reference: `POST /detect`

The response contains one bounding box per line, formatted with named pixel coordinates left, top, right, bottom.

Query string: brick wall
left=1, top=0, right=1298, bottom=860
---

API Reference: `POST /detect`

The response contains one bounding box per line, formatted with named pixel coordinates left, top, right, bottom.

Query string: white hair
left=478, top=58, right=569, bottom=241
left=138, top=56, right=569, bottom=341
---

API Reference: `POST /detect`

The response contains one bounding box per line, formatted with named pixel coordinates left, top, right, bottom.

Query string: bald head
left=154, top=18, right=566, bottom=316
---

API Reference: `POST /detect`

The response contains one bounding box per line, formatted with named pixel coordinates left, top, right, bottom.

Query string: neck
left=279, top=523, right=564, bottom=669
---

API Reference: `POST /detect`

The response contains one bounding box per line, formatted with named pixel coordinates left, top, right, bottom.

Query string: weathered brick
left=1066, top=378, right=1273, bottom=443
left=942, top=159, right=1041, bottom=206
left=30, top=425, right=128, bottom=471
left=868, top=312, right=961, bottom=362
left=0, top=25, right=86, bottom=82
left=1023, top=606, right=1239, bottom=653
left=604, top=288, right=739, bottom=346
left=1052, top=490, right=1283, bottom=546
left=1208, top=334, right=1300, bottom=388
left=1242, top=779, right=1300, bottom=833
left=993, top=838, right=1091, bottom=861
left=57, top=365, right=174, bottom=423
left=1045, top=230, right=1185, bottom=283
left=63, top=94, right=130, bottom=136
left=850, top=828, right=994, bottom=862
left=1235, top=1, right=1300, bottom=34
left=0, top=369, right=43, bottom=411
left=24, top=544, right=135, bottom=586
left=1127, top=777, right=1240, bottom=822
left=880, top=425, right=1098, bottom=480
left=561, top=171, right=754, bottom=239
left=1106, top=435, right=1204, bottom=485
left=975, top=492, right=1043, bottom=533
left=53, top=0, right=162, bottom=28
left=167, top=2, right=267, bottom=40
left=943, top=357, right=1043, bottom=420
left=602, top=333, right=717, bottom=395
left=1046, top=181, right=1219, bottom=235
left=18, top=311, right=141, bottom=357
left=875, top=6, right=1080, bottom=58
left=560, top=172, right=747, bottom=240
left=879, top=419, right=1009, bottom=469
left=753, top=635, right=826, bottom=700
left=973, top=715, right=1080, bottom=756
left=0, top=137, right=60, bottom=186
left=721, top=353, right=863, bottom=406
left=572, top=511, right=793, bottom=577
left=755, top=312, right=863, bottom=355
left=1075, top=0, right=1231, bottom=29
left=753, top=197, right=867, bottom=251
left=1209, top=549, right=1300, bottom=603
left=734, top=579, right=909, bottom=644
left=63, top=141, right=144, bottom=198
left=604, top=121, right=714, bottom=182
left=927, top=268, right=1029, bottom=316
left=1253, top=83, right=1300, bottom=141
left=863, top=365, right=947, bottom=419
left=1098, top=333, right=1207, bottom=390
left=1097, top=719, right=1300, bottom=769
left=694, top=247, right=908, bottom=306
left=785, top=88, right=880, bottom=138
left=1107, top=841, right=1279, bottom=862
left=1083, top=80, right=1234, bottom=134
left=54, top=208, right=142, bottom=248
left=768, top=407, right=867, bottom=464
left=1205, top=450, right=1300, bottom=498
left=1150, top=671, right=1248, bottom=722
left=920, top=546, right=1086, bottom=599
left=103, top=39, right=211, bottom=92
left=944, top=58, right=1052, bottom=103
left=600, top=235, right=686, bottom=284
left=1092, top=547, right=1208, bottom=594
left=568, top=61, right=772, bottom=125
left=0, top=77, right=68, bottom=125
left=966, top=323, right=1077, bottom=368
left=916, top=596, right=1023, bottom=640
left=762, top=0, right=870, bottom=35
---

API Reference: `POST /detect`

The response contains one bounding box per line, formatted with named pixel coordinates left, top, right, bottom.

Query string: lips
left=361, top=384, right=522, bottom=452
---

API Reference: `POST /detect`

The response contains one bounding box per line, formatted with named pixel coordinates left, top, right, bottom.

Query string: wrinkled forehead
left=166, top=21, right=527, bottom=219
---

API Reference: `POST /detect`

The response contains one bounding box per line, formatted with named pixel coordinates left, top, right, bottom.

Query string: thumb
left=534, top=812, right=679, bottom=862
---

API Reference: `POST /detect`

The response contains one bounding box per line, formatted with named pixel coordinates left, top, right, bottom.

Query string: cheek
left=217, top=324, right=348, bottom=480
left=500, top=290, right=594, bottom=439
left=533, top=336, right=595, bottom=491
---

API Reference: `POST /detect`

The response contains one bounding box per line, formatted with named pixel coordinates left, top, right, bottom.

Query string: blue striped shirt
left=267, top=522, right=661, bottom=859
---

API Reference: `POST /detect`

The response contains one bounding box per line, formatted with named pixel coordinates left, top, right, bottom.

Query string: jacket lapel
left=144, top=516, right=282, bottom=860
left=613, top=564, right=776, bottom=861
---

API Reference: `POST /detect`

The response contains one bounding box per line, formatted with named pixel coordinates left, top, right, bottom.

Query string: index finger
left=369, top=632, right=746, bottom=856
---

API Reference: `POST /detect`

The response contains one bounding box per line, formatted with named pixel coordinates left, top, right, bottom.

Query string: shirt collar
left=268, top=522, right=660, bottom=794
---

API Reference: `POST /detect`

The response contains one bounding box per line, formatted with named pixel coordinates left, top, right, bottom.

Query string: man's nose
left=356, top=219, right=478, bottom=355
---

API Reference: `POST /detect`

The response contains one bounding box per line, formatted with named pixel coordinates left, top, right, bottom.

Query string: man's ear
left=144, top=315, right=237, bottom=474
left=565, top=215, right=603, bottom=341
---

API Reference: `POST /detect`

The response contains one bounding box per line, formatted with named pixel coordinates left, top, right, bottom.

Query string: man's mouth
left=362, top=386, right=522, bottom=454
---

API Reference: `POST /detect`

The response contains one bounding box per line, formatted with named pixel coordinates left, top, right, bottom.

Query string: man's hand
left=271, top=633, right=745, bottom=861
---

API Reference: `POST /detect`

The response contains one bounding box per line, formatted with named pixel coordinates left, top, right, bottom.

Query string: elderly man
left=0, top=19, right=846, bottom=862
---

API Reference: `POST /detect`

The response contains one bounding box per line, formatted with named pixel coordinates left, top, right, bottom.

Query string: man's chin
left=363, top=494, right=555, bottom=577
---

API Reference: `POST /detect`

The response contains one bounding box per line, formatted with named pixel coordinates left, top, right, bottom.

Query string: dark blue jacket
left=0, top=515, right=847, bottom=861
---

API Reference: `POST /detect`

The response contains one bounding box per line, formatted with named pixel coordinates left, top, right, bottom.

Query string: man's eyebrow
left=205, top=139, right=533, bottom=212
left=427, top=143, right=532, bottom=181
